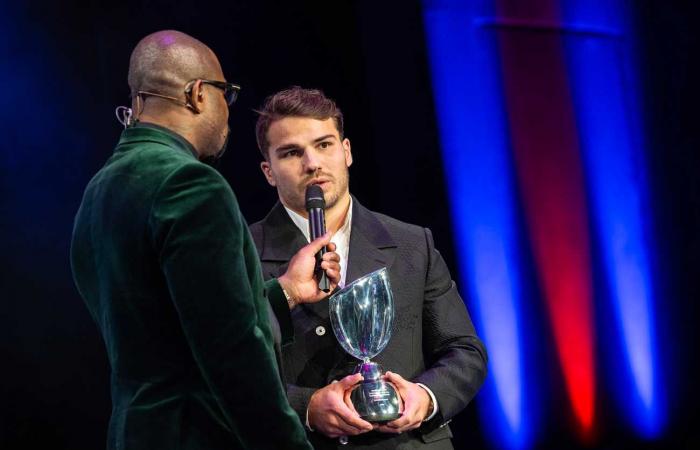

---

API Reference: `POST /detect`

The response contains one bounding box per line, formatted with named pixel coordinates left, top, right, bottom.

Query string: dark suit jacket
left=70, top=124, right=311, bottom=450
left=250, top=199, right=488, bottom=449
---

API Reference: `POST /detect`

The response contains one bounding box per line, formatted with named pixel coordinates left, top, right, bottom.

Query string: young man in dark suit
left=71, top=32, right=342, bottom=450
left=250, top=87, right=488, bottom=449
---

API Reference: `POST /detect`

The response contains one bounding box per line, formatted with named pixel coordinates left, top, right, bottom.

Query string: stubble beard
left=201, top=117, right=228, bottom=158
left=324, top=169, right=350, bottom=212
left=284, top=170, right=350, bottom=216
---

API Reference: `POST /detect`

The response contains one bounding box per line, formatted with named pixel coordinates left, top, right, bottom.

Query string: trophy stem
left=354, top=360, right=381, bottom=381
left=350, top=361, right=401, bottom=422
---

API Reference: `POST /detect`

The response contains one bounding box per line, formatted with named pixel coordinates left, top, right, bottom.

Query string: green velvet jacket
left=70, top=124, right=311, bottom=450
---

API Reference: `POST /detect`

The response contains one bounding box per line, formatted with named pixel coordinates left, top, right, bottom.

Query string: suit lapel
left=259, top=201, right=307, bottom=280
left=258, top=198, right=397, bottom=320
left=346, top=199, right=397, bottom=284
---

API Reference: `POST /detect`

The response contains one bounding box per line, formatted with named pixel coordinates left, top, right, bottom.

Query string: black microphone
left=305, top=184, right=330, bottom=292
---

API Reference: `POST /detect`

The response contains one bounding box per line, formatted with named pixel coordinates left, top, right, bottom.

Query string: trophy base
left=350, top=362, right=402, bottom=423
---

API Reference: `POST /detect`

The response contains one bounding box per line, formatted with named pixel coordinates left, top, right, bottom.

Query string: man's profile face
left=198, top=63, right=230, bottom=158
left=260, top=116, right=353, bottom=214
left=206, top=78, right=231, bottom=157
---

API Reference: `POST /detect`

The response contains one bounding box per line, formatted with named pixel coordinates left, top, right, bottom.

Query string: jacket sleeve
left=149, top=163, right=312, bottom=450
left=265, top=278, right=295, bottom=346
left=412, top=228, right=488, bottom=433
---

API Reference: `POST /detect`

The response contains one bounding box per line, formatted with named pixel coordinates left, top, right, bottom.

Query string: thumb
left=303, top=231, right=332, bottom=256
left=384, top=371, right=407, bottom=386
left=338, top=372, right=363, bottom=389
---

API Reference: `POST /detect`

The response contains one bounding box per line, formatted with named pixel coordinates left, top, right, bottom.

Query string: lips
left=307, top=178, right=331, bottom=188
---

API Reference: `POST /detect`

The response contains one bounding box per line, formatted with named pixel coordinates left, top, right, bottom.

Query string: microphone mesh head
left=305, top=184, right=326, bottom=210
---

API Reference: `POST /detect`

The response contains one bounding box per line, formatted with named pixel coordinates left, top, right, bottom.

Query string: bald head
left=128, top=30, right=223, bottom=99
left=126, top=30, right=231, bottom=159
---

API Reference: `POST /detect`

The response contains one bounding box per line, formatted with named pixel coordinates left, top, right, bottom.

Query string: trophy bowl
left=329, top=267, right=401, bottom=422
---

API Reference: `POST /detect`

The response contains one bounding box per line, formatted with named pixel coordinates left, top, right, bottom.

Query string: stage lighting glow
left=494, top=1, right=596, bottom=436
left=424, top=1, right=531, bottom=448
left=425, top=0, right=664, bottom=447
left=562, top=0, right=665, bottom=436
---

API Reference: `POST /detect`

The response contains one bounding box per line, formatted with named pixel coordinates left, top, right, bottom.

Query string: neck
left=324, top=194, right=351, bottom=234
left=287, top=192, right=351, bottom=234
left=137, top=110, right=201, bottom=157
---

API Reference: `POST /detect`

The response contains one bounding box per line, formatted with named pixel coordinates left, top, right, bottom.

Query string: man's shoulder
left=103, top=139, right=224, bottom=187
left=358, top=206, right=426, bottom=241
left=248, top=210, right=272, bottom=236
left=247, top=202, right=289, bottom=246
left=120, top=139, right=201, bottom=171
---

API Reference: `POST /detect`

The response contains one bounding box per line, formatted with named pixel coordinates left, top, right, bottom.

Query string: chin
left=325, top=193, right=340, bottom=210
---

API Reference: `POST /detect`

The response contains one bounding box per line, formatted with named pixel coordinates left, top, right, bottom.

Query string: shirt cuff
left=415, top=383, right=439, bottom=422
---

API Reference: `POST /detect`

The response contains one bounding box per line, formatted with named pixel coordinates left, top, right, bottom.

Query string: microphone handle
left=308, top=207, right=330, bottom=292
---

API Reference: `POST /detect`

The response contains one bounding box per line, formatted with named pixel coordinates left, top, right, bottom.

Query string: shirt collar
left=284, top=197, right=353, bottom=243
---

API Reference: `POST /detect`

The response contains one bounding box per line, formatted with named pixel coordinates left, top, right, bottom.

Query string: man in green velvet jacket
left=70, top=30, right=340, bottom=450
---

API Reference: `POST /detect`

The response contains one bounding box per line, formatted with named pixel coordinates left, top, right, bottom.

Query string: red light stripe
left=496, top=0, right=595, bottom=438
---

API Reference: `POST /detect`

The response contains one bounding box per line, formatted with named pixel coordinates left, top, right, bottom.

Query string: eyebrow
left=273, top=134, right=338, bottom=155
left=313, top=134, right=337, bottom=143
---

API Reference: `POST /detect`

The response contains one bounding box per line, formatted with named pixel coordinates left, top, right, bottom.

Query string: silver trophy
left=329, top=267, right=401, bottom=422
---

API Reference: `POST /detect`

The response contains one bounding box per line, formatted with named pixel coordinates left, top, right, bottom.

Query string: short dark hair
left=255, top=86, right=344, bottom=159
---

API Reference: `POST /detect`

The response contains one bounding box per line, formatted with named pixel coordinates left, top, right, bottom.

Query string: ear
left=342, top=138, right=353, bottom=167
left=188, top=79, right=204, bottom=113
left=260, top=160, right=276, bottom=186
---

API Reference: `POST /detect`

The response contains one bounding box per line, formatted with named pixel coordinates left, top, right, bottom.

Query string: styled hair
left=255, top=86, right=344, bottom=159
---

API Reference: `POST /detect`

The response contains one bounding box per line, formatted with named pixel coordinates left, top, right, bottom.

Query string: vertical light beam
left=423, top=1, right=531, bottom=448
left=495, top=0, right=596, bottom=438
left=562, top=0, right=665, bottom=437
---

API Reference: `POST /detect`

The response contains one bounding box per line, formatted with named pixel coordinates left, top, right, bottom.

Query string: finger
left=327, top=242, right=337, bottom=252
left=321, top=251, right=341, bottom=262
left=374, top=424, right=401, bottom=434
left=321, top=265, right=341, bottom=281
left=304, top=232, right=332, bottom=256
left=338, top=372, right=363, bottom=389
left=322, top=262, right=340, bottom=285
left=396, top=420, right=423, bottom=433
left=320, top=260, right=340, bottom=271
left=384, top=423, right=418, bottom=434
left=325, top=416, right=368, bottom=436
left=384, top=414, right=411, bottom=430
left=335, top=407, right=374, bottom=433
left=324, top=271, right=341, bottom=286
left=343, top=389, right=358, bottom=415
left=321, top=265, right=340, bottom=277
left=384, top=371, right=408, bottom=388
left=376, top=418, right=420, bottom=434
left=324, top=269, right=340, bottom=280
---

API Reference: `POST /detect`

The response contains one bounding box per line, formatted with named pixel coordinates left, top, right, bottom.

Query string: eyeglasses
left=186, top=79, right=241, bottom=106
left=135, top=78, right=241, bottom=113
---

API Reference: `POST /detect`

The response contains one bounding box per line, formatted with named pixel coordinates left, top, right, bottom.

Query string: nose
left=302, top=147, right=321, bottom=173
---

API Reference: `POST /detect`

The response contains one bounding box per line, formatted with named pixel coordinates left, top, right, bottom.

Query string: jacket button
left=315, top=326, right=326, bottom=336
left=339, top=435, right=349, bottom=445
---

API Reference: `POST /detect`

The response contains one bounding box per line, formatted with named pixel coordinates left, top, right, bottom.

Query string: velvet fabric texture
left=70, top=124, right=311, bottom=449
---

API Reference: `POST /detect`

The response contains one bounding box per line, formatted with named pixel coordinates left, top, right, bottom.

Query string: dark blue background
left=1, top=1, right=697, bottom=448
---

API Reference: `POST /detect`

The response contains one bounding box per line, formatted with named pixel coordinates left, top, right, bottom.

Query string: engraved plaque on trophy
left=328, top=267, right=401, bottom=422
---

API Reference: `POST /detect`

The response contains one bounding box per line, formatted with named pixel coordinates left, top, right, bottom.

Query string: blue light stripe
left=423, top=1, right=530, bottom=448
left=562, top=0, right=665, bottom=437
